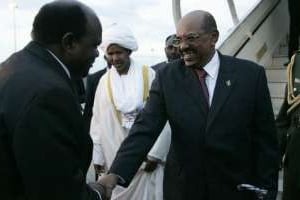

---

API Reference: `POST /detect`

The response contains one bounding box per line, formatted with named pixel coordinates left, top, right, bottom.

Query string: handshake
left=90, top=158, right=160, bottom=199
left=89, top=173, right=120, bottom=200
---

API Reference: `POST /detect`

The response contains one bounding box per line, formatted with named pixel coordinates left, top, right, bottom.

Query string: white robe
left=90, top=61, right=171, bottom=200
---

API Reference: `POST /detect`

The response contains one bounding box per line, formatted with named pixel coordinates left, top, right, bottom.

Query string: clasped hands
left=94, top=157, right=160, bottom=199
left=97, top=173, right=119, bottom=200
left=93, top=165, right=118, bottom=200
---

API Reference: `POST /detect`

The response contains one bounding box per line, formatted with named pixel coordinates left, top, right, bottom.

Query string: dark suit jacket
left=151, top=61, right=167, bottom=71
left=152, top=60, right=183, bottom=200
left=73, top=78, right=86, bottom=104
left=275, top=86, right=290, bottom=159
left=110, top=53, right=279, bottom=200
left=276, top=87, right=300, bottom=200
left=0, top=41, right=100, bottom=200
left=83, top=69, right=106, bottom=132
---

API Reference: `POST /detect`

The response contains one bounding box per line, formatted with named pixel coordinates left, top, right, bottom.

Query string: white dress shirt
left=47, top=50, right=71, bottom=78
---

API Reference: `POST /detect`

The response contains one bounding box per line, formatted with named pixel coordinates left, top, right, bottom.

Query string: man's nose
left=170, top=48, right=176, bottom=54
left=180, top=41, right=189, bottom=51
left=112, top=54, right=119, bottom=62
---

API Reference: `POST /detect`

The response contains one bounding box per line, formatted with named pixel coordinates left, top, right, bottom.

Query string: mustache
left=112, top=63, right=124, bottom=67
left=180, top=47, right=196, bottom=54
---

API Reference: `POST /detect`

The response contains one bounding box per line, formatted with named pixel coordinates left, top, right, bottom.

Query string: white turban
left=100, top=23, right=138, bottom=54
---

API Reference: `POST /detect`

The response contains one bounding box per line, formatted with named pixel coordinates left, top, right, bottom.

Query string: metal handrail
left=172, top=0, right=181, bottom=27
left=219, top=0, right=281, bottom=56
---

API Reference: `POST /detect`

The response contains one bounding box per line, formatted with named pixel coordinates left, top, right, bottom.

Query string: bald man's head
left=175, top=10, right=219, bottom=68
left=32, top=0, right=100, bottom=45
left=31, top=0, right=102, bottom=78
left=177, top=10, right=218, bottom=35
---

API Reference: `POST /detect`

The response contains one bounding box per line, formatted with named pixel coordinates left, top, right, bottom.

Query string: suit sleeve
left=109, top=70, right=168, bottom=186
left=253, top=67, right=280, bottom=200
left=145, top=67, right=171, bottom=161
left=13, top=89, right=99, bottom=200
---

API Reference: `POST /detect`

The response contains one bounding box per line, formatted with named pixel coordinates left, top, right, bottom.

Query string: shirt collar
left=47, top=50, right=71, bottom=78
left=203, top=51, right=220, bottom=79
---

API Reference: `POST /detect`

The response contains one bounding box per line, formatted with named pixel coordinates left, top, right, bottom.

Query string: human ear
left=211, top=30, right=219, bottom=45
left=61, top=32, right=77, bottom=51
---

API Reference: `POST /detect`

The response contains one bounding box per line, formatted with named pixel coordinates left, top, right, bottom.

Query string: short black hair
left=32, top=0, right=87, bottom=44
left=165, top=34, right=176, bottom=45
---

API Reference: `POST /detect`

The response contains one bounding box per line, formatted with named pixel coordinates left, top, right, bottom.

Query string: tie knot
left=196, top=69, right=207, bottom=79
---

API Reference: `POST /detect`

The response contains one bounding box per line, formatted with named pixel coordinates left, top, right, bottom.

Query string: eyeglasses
left=172, top=32, right=209, bottom=47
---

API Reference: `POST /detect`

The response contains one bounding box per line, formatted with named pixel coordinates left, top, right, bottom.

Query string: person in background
left=90, top=23, right=170, bottom=200
left=152, top=34, right=181, bottom=71
left=73, top=78, right=86, bottom=109
left=83, top=55, right=111, bottom=132
left=276, top=51, right=300, bottom=200
left=286, top=0, right=300, bottom=65
left=99, top=10, right=279, bottom=200
left=0, top=1, right=105, bottom=199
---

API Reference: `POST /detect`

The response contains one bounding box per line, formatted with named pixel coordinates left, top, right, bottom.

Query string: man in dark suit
left=0, top=1, right=105, bottom=199
left=276, top=52, right=300, bottom=200
left=99, top=10, right=279, bottom=200
left=152, top=34, right=180, bottom=71
left=74, top=78, right=86, bottom=105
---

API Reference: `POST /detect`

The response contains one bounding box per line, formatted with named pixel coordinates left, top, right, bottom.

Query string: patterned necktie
left=195, top=68, right=209, bottom=106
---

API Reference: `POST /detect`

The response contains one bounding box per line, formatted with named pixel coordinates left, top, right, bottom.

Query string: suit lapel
left=25, top=41, right=72, bottom=86
left=25, top=41, right=82, bottom=112
left=182, top=65, right=208, bottom=115
left=207, top=55, right=236, bottom=129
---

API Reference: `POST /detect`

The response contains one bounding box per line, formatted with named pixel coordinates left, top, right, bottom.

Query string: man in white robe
left=90, top=23, right=170, bottom=200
